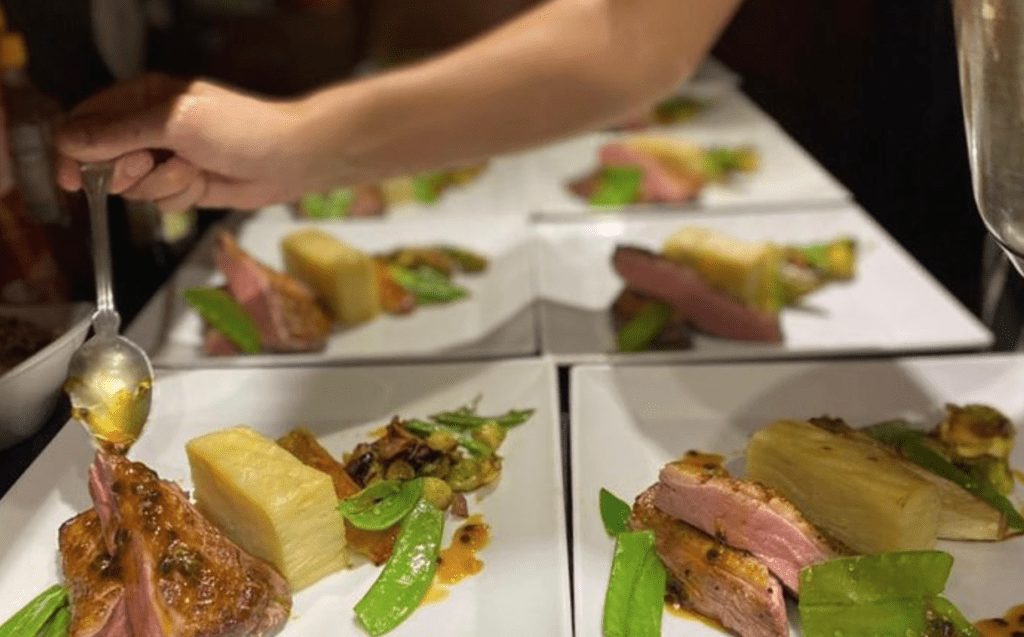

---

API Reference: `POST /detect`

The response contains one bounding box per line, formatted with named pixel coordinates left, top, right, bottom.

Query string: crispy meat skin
left=655, top=461, right=840, bottom=592
left=60, top=452, right=291, bottom=637
left=631, top=486, right=788, bottom=637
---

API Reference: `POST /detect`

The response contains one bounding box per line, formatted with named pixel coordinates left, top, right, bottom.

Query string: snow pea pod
left=617, top=302, right=671, bottom=353
left=603, top=530, right=666, bottom=637
left=183, top=288, right=262, bottom=354
left=591, top=166, right=643, bottom=207
left=388, top=265, right=467, bottom=304
left=429, top=408, right=535, bottom=430
left=799, top=551, right=953, bottom=606
left=0, top=585, right=67, bottom=637
left=38, top=606, right=70, bottom=637
left=354, top=499, right=444, bottom=636
left=339, top=479, right=423, bottom=531
left=404, top=419, right=493, bottom=457
left=599, top=488, right=631, bottom=536
left=864, top=421, right=1024, bottom=530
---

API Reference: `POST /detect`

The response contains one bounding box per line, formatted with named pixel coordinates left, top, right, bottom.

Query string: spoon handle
left=82, top=161, right=120, bottom=334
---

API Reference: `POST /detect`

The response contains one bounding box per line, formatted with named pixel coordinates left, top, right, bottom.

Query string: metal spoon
left=65, top=161, right=154, bottom=452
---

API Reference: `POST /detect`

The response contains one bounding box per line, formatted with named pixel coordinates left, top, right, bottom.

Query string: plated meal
left=612, top=226, right=855, bottom=351
left=571, top=357, right=1024, bottom=637
left=599, top=404, right=1020, bottom=636
left=184, top=230, right=488, bottom=357
left=0, top=394, right=534, bottom=636
left=567, top=136, right=759, bottom=207
left=296, top=165, right=487, bottom=219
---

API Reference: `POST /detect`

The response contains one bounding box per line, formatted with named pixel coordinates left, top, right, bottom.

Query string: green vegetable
left=602, top=530, right=666, bottom=637
left=591, top=166, right=643, bottom=207
left=354, top=499, right=444, bottom=636
left=0, top=585, right=68, bottom=637
left=438, top=246, right=488, bottom=273
left=38, top=606, right=70, bottom=637
left=799, top=551, right=953, bottom=606
left=412, top=172, right=448, bottom=204
left=184, top=288, right=262, bottom=354
left=388, top=265, right=468, bottom=304
left=429, top=408, right=535, bottom=430
left=338, top=479, right=423, bottom=531
left=864, top=421, right=1024, bottom=530
left=964, top=456, right=1014, bottom=496
left=405, top=419, right=493, bottom=457
left=599, top=488, right=631, bottom=536
left=799, top=552, right=977, bottom=637
left=652, top=96, right=703, bottom=124
left=300, top=188, right=355, bottom=219
left=616, top=302, right=671, bottom=352
left=701, top=147, right=758, bottom=181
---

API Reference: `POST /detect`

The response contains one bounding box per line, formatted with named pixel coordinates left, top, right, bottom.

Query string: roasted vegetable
left=936, top=403, right=1015, bottom=460
left=746, top=419, right=940, bottom=553
left=374, top=261, right=416, bottom=315
left=701, top=146, right=759, bottom=181
left=602, top=530, right=666, bottom=637
left=787, top=238, right=857, bottom=281
left=354, top=499, right=444, bottom=636
left=277, top=427, right=398, bottom=566
left=421, top=476, right=454, bottom=510
left=184, top=288, right=262, bottom=354
left=662, top=226, right=785, bottom=313
left=865, top=420, right=1022, bottom=534
left=651, top=95, right=704, bottom=125
left=439, top=246, right=489, bottom=273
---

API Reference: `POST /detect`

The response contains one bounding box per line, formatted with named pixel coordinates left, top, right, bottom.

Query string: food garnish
left=339, top=478, right=425, bottom=531
left=186, top=426, right=348, bottom=590
left=798, top=551, right=977, bottom=637
left=603, top=529, right=667, bottom=637
left=183, top=287, right=262, bottom=354
left=436, top=515, right=491, bottom=585
left=599, top=488, right=632, bottom=536
left=616, top=301, right=671, bottom=352
left=0, top=585, right=67, bottom=637
left=354, top=499, right=445, bottom=637
left=387, top=264, right=468, bottom=304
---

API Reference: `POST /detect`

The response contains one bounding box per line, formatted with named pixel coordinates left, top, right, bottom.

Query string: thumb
left=55, top=103, right=175, bottom=163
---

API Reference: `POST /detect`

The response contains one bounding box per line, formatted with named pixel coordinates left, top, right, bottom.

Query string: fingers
left=121, top=157, right=199, bottom=201
left=72, top=73, right=185, bottom=118
left=56, top=104, right=174, bottom=163
left=57, top=150, right=155, bottom=193
left=155, top=173, right=207, bottom=214
left=200, top=175, right=283, bottom=210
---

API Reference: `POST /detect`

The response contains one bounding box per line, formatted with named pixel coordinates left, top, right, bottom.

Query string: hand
left=56, top=74, right=318, bottom=211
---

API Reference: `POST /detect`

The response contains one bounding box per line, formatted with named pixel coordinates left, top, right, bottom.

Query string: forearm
left=299, top=0, right=741, bottom=186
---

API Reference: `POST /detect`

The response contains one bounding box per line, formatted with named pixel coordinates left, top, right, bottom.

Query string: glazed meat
left=655, top=461, right=841, bottom=592
left=631, top=486, right=788, bottom=637
left=59, top=452, right=291, bottom=637
left=213, top=231, right=330, bottom=353
left=613, top=246, right=782, bottom=342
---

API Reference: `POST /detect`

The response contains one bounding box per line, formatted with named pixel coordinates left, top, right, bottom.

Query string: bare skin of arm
left=56, top=0, right=741, bottom=211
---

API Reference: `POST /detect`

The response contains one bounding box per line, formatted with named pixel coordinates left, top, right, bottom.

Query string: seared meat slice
left=213, top=231, right=330, bottom=353
left=613, top=246, right=782, bottom=342
left=655, top=461, right=840, bottom=592
left=61, top=452, right=292, bottom=637
left=59, top=510, right=130, bottom=637
left=631, top=486, right=788, bottom=637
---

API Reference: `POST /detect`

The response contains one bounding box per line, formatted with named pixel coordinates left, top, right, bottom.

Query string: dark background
left=0, top=0, right=991, bottom=493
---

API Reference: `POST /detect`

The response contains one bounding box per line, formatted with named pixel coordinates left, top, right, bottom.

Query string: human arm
left=57, top=0, right=741, bottom=210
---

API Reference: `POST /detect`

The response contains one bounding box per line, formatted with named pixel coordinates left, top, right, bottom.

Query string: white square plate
left=518, top=91, right=849, bottom=216
left=570, top=354, right=1024, bottom=635
left=127, top=215, right=538, bottom=367
left=535, top=204, right=992, bottom=363
left=0, top=359, right=571, bottom=637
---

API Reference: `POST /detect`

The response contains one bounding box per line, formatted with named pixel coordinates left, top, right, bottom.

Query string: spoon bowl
left=65, top=162, right=154, bottom=450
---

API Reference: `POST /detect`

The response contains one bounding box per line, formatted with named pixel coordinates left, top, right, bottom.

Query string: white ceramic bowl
left=0, top=304, right=92, bottom=450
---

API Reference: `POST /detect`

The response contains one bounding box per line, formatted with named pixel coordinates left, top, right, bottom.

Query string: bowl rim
left=0, top=303, right=94, bottom=383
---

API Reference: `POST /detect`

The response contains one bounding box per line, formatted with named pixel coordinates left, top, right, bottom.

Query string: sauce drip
left=664, top=602, right=727, bottom=631
left=420, top=583, right=450, bottom=606
left=68, top=377, right=152, bottom=454
left=976, top=604, right=1024, bottom=637
left=436, top=515, right=490, bottom=585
